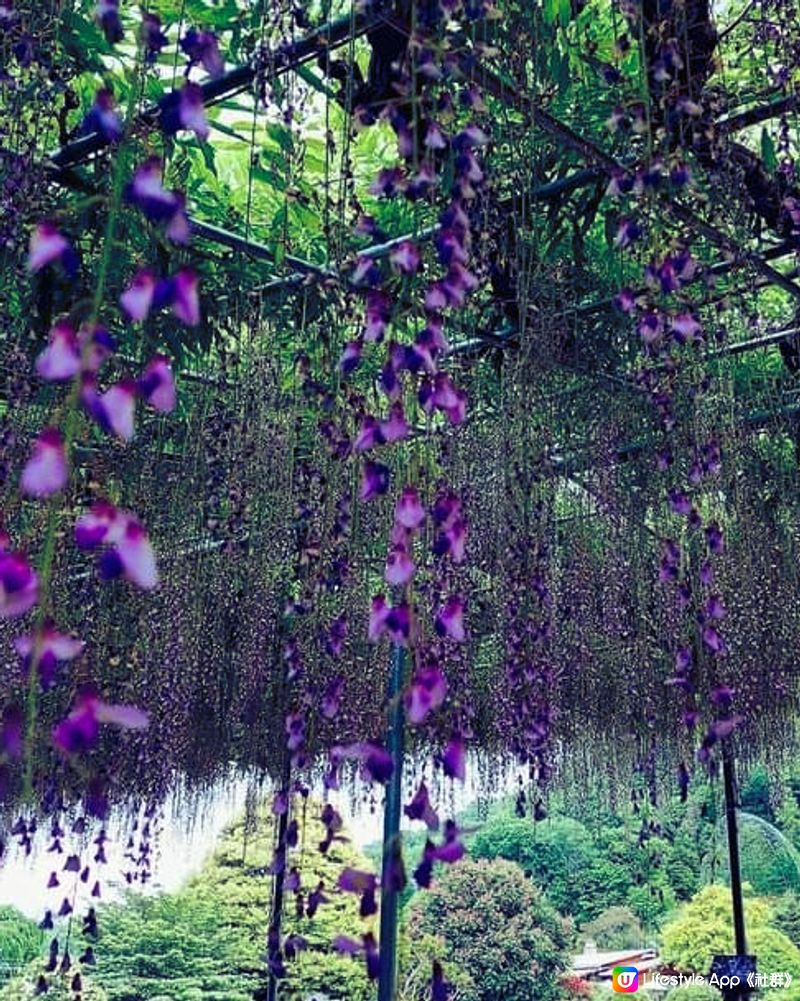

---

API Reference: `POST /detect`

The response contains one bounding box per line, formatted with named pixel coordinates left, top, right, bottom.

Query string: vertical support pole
left=378, top=645, right=407, bottom=1001
left=721, top=743, right=752, bottom=1001
left=723, top=745, right=747, bottom=957
left=267, top=757, right=292, bottom=1001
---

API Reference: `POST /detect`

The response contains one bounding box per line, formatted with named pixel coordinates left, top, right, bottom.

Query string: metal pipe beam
left=470, top=59, right=800, bottom=300
left=49, top=4, right=392, bottom=170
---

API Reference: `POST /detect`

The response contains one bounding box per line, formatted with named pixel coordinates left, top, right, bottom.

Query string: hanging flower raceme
left=75, top=502, right=158, bottom=590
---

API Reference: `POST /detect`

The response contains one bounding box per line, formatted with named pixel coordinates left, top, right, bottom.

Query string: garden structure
left=2, top=0, right=800, bottom=998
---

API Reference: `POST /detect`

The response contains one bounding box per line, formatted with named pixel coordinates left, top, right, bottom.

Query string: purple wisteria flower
left=20, top=428, right=68, bottom=497
left=180, top=28, right=224, bottom=78
left=138, top=356, right=176, bottom=413
left=141, top=13, right=168, bottom=62
left=331, top=742, right=394, bottom=784
left=27, top=223, right=78, bottom=276
left=405, top=666, right=447, bottom=725
left=159, top=82, right=209, bottom=140
left=75, top=502, right=158, bottom=590
left=442, top=735, right=466, bottom=780
left=360, top=461, right=390, bottom=501
left=0, top=549, right=38, bottom=618
left=35, top=321, right=81, bottom=380
left=434, top=595, right=466, bottom=641
left=95, top=0, right=123, bottom=44
left=81, top=88, right=122, bottom=142
left=404, top=781, right=440, bottom=830
left=52, top=689, right=148, bottom=754
left=81, top=376, right=137, bottom=441
left=124, top=159, right=190, bottom=242
left=14, top=622, right=84, bottom=690
left=121, top=268, right=199, bottom=325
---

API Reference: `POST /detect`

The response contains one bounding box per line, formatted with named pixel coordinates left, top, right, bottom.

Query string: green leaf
left=196, top=140, right=218, bottom=178
left=207, top=120, right=249, bottom=143
left=265, top=122, right=294, bottom=154
left=295, top=63, right=339, bottom=99
left=761, top=127, right=778, bottom=174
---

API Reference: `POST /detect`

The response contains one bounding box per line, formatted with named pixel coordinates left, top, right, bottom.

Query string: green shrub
left=661, top=885, right=772, bottom=973
left=666, top=985, right=721, bottom=1000
left=407, top=857, right=571, bottom=1001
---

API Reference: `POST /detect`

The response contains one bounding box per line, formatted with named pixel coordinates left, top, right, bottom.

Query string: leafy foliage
left=660, top=885, right=800, bottom=977
left=0, top=908, right=43, bottom=985
left=470, top=811, right=674, bottom=926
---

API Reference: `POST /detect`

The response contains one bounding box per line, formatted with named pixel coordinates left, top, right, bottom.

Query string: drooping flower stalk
left=20, top=62, right=146, bottom=799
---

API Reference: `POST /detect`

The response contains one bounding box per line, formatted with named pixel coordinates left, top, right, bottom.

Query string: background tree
left=406, top=858, right=571, bottom=1001
left=773, top=893, right=800, bottom=947
left=579, top=906, right=645, bottom=950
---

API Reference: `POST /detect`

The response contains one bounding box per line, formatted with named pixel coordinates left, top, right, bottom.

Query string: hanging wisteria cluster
left=3, top=0, right=800, bottom=994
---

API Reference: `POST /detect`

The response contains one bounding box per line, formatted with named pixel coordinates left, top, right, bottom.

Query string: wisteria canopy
left=2, top=0, right=800, bottom=992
